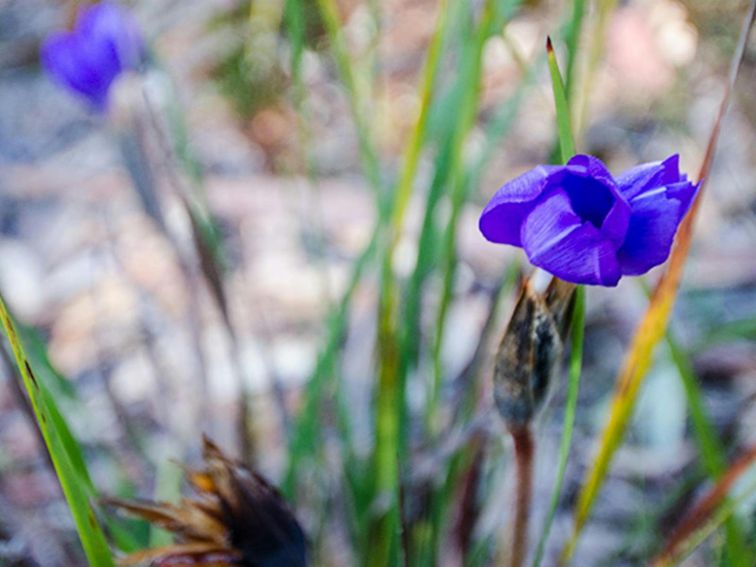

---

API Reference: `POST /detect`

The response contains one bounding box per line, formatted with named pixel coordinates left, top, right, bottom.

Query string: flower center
left=562, top=176, right=614, bottom=228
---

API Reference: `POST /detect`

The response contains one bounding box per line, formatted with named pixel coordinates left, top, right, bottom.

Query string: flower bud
left=493, top=275, right=575, bottom=429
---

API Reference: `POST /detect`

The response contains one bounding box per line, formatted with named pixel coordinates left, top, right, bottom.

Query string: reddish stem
left=510, top=426, right=534, bottom=567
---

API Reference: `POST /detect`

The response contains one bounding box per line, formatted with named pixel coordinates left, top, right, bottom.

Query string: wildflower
left=479, top=154, right=698, bottom=286
left=41, top=2, right=144, bottom=110
left=105, top=437, right=307, bottom=566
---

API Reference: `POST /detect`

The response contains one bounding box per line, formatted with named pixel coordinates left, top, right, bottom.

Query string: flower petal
left=79, top=1, right=143, bottom=70
left=479, top=165, right=567, bottom=245
left=42, top=34, right=110, bottom=109
left=616, top=154, right=681, bottom=200
left=521, top=190, right=621, bottom=286
left=566, top=154, right=615, bottom=188
left=617, top=178, right=699, bottom=275
left=41, top=2, right=144, bottom=110
left=564, top=154, right=630, bottom=246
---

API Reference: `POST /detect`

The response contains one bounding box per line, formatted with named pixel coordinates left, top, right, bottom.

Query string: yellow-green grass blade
left=389, top=0, right=450, bottom=238
left=0, top=294, right=115, bottom=566
left=283, top=227, right=378, bottom=498
left=574, top=0, right=618, bottom=139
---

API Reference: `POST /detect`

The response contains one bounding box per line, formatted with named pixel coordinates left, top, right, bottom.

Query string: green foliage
left=0, top=296, right=116, bottom=566
left=280, top=0, right=587, bottom=564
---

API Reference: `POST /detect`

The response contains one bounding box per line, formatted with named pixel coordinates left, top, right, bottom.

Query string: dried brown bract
left=104, top=437, right=307, bottom=567
left=493, top=275, right=575, bottom=429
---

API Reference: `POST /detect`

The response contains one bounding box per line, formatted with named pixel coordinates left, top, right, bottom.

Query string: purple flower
left=479, top=154, right=699, bottom=286
left=41, top=2, right=143, bottom=110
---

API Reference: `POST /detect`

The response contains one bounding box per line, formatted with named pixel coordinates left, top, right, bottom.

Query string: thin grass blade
left=529, top=38, right=583, bottom=567
left=531, top=287, right=584, bottom=567
left=649, top=446, right=756, bottom=567
left=315, top=0, right=382, bottom=194
left=283, top=228, right=378, bottom=496
left=665, top=332, right=750, bottom=562
left=0, top=294, right=116, bottom=566
left=546, top=36, right=576, bottom=160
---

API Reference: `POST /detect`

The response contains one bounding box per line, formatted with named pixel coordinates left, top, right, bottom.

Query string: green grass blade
left=283, top=227, right=378, bottom=496
left=389, top=0, right=450, bottom=235
left=546, top=37, right=576, bottom=161
left=429, top=0, right=498, bottom=432
left=666, top=334, right=725, bottom=474
left=285, top=0, right=386, bottom=503
left=663, top=477, right=756, bottom=567
left=665, top=332, right=751, bottom=563
left=531, top=287, right=584, bottom=567
left=41, top=388, right=95, bottom=488
left=16, top=322, right=75, bottom=399
left=650, top=448, right=756, bottom=566
left=315, top=0, right=383, bottom=194
left=574, top=0, right=619, bottom=138
left=0, top=295, right=115, bottom=566
left=530, top=42, right=581, bottom=564
left=561, top=0, right=585, bottom=101
left=366, top=2, right=461, bottom=562
left=148, top=457, right=184, bottom=548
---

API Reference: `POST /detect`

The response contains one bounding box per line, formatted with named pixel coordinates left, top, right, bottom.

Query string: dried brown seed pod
left=493, top=274, right=576, bottom=429
left=104, top=437, right=307, bottom=567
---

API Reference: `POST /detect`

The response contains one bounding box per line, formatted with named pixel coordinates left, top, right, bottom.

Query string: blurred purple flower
left=479, top=154, right=698, bottom=286
left=41, top=2, right=143, bottom=110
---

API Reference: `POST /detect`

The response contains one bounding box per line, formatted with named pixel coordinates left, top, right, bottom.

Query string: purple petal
left=599, top=195, right=631, bottom=247
left=616, top=154, right=681, bottom=200
left=617, top=178, right=699, bottom=275
left=42, top=34, right=111, bottom=109
left=479, top=164, right=567, bottom=246
left=521, top=190, right=621, bottom=286
left=79, top=1, right=143, bottom=70
left=563, top=154, right=631, bottom=246
left=566, top=154, right=615, bottom=188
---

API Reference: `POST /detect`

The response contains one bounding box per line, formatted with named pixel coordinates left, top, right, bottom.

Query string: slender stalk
left=429, top=0, right=495, bottom=433
left=531, top=287, right=585, bottom=567
left=666, top=331, right=749, bottom=562
left=369, top=1, right=455, bottom=562
left=510, top=426, right=534, bottom=567
left=1, top=345, right=55, bottom=475
left=562, top=0, right=585, bottom=101
left=390, top=0, right=450, bottom=239
left=117, top=106, right=216, bottom=439
left=315, top=0, right=383, bottom=194
left=284, top=227, right=379, bottom=496
left=574, top=0, right=618, bottom=139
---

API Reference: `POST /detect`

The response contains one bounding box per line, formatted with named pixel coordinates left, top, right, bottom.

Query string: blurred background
left=0, top=0, right=755, bottom=565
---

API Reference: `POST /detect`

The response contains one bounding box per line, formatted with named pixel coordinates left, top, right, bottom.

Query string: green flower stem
left=370, top=2, right=453, bottom=562
left=429, top=0, right=496, bottom=435
left=531, top=287, right=585, bottom=567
